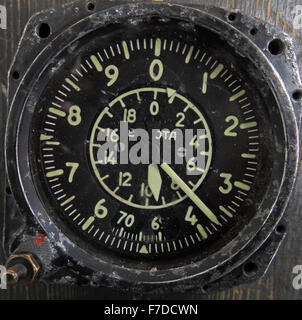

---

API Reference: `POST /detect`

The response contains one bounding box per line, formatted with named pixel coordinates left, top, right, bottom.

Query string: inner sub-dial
left=89, top=87, right=213, bottom=209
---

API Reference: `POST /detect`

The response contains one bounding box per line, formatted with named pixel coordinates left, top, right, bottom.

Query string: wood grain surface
left=0, top=0, right=301, bottom=300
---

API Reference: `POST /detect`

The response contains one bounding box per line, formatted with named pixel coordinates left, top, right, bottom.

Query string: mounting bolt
left=3, top=253, right=41, bottom=286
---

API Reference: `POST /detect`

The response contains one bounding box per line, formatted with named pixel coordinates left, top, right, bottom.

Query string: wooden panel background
left=0, top=0, right=301, bottom=300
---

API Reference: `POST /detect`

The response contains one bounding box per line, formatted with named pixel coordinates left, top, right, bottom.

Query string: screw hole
left=276, top=224, right=286, bottom=235
left=202, top=284, right=210, bottom=293
left=87, top=3, right=95, bottom=11
left=243, top=262, right=258, bottom=277
left=228, top=12, right=237, bottom=22
left=268, top=38, right=284, bottom=55
left=292, top=90, right=302, bottom=101
left=37, top=22, right=51, bottom=39
left=12, top=71, right=20, bottom=80
left=250, top=28, right=258, bottom=36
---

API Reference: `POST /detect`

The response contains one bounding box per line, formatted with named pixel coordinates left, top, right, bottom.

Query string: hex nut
left=6, top=253, right=40, bottom=283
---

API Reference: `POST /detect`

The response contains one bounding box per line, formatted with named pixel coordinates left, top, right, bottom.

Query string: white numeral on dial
left=65, top=162, right=79, bottom=183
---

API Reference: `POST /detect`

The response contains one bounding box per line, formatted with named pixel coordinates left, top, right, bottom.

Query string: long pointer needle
left=160, top=163, right=221, bottom=226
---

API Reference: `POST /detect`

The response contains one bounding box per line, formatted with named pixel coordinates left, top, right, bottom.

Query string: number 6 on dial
left=94, top=199, right=108, bottom=219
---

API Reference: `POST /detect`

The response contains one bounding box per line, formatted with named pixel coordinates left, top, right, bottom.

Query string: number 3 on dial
left=219, top=173, right=233, bottom=194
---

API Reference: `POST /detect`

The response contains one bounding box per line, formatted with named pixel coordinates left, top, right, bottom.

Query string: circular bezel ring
left=5, top=1, right=299, bottom=291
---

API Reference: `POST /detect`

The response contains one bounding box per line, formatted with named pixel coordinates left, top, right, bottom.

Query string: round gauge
left=28, top=19, right=276, bottom=259
left=6, top=2, right=298, bottom=288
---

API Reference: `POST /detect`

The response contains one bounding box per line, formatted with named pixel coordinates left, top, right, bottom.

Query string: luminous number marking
left=151, top=216, right=162, bottom=231
left=149, top=59, right=164, bottom=81
left=82, top=199, right=108, bottom=231
left=140, top=183, right=153, bottom=198
left=65, top=162, right=79, bottom=183
left=118, top=211, right=135, bottom=227
left=219, top=173, right=233, bottom=194
left=185, top=206, right=198, bottom=226
left=105, top=65, right=119, bottom=87
left=119, top=172, right=132, bottom=187
left=94, top=199, right=108, bottom=219
left=123, top=108, right=137, bottom=123
left=176, top=112, right=185, bottom=127
left=185, top=206, right=208, bottom=239
left=68, top=105, right=82, bottom=126
left=224, top=116, right=239, bottom=137
left=150, top=101, right=160, bottom=116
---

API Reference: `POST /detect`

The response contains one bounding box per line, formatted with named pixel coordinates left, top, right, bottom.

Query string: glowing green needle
left=160, top=163, right=221, bottom=226
left=148, top=164, right=162, bottom=202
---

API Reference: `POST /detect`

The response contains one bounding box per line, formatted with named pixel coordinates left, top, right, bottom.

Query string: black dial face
left=28, top=17, right=278, bottom=264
